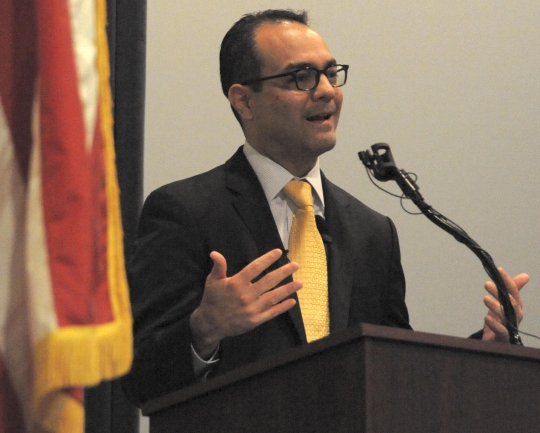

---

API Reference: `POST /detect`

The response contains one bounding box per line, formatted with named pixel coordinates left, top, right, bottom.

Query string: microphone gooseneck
left=358, top=143, right=522, bottom=345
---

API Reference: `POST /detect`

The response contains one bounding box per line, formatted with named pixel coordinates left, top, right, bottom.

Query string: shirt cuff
left=191, top=343, right=220, bottom=379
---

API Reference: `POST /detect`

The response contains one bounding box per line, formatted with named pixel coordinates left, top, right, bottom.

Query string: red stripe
left=37, top=1, right=96, bottom=326
left=0, top=0, right=37, bottom=182
left=0, top=353, right=26, bottom=432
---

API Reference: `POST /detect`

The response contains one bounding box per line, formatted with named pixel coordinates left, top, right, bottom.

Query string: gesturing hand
left=190, top=249, right=302, bottom=358
left=482, top=268, right=529, bottom=343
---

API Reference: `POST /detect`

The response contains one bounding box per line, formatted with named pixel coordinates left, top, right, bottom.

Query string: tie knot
left=283, top=180, right=313, bottom=208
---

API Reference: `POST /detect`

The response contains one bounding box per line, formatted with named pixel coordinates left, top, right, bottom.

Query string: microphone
left=359, top=143, right=425, bottom=205
left=315, top=215, right=332, bottom=244
left=358, top=143, right=522, bottom=345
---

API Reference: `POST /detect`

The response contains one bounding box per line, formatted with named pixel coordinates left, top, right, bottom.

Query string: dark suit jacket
left=122, top=147, right=410, bottom=405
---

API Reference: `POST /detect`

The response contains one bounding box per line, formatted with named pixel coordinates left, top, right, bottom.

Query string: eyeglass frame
left=240, top=64, right=349, bottom=91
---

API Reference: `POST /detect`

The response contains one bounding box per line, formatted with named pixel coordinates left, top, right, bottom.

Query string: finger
left=484, top=270, right=512, bottom=300
left=512, top=273, right=530, bottom=291
left=207, top=251, right=228, bottom=282
left=484, top=314, right=509, bottom=342
left=259, top=279, right=302, bottom=308
left=484, top=295, right=505, bottom=321
left=253, top=285, right=300, bottom=325
left=236, top=249, right=285, bottom=283
left=484, top=281, right=514, bottom=304
left=484, top=290, right=524, bottom=328
left=497, top=268, right=520, bottom=300
left=239, top=283, right=301, bottom=332
left=254, top=261, right=300, bottom=297
left=484, top=269, right=527, bottom=305
left=258, top=297, right=298, bottom=323
left=484, top=280, right=498, bottom=299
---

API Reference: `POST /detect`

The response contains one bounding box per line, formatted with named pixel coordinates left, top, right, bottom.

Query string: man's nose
left=311, top=73, right=335, bottom=99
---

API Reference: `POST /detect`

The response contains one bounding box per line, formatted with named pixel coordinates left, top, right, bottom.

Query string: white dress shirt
left=243, top=141, right=325, bottom=248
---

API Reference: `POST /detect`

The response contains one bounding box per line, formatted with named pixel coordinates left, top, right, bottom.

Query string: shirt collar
left=243, top=141, right=325, bottom=206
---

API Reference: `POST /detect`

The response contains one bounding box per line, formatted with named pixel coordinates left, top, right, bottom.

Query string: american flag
left=0, top=0, right=133, bottom=431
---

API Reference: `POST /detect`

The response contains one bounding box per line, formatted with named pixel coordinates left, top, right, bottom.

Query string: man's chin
left=313, top=135, right=337, bottom=154
left=306, top=144, right=335, bottom=162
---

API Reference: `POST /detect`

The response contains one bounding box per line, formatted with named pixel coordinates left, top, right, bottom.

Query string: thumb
left=207, top=251, right=227, bottom=282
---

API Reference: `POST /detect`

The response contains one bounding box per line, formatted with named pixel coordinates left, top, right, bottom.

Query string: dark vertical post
left=84, top=1, right=146, bottom=432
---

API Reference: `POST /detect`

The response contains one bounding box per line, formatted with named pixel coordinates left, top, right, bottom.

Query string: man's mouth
left=307, top=113, right=332, bottom=122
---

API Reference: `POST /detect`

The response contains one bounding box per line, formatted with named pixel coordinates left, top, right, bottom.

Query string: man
left=123, top=9, right=527, bottom=405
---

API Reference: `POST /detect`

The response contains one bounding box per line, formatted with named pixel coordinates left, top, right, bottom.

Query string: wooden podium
left=142, top=324, right=540, bottom=432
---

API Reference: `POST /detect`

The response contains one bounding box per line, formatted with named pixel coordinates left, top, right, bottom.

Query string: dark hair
left=220, top=9, right=309, bottom=124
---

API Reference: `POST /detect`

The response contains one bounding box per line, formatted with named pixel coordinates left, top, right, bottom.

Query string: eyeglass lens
left=295, top=66, right=346, bottom=91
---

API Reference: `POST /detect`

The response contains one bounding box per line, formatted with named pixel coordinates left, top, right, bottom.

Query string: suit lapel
left=224, top=148, right=307, bottom=343
left=322, top=176, right=354, bottom=333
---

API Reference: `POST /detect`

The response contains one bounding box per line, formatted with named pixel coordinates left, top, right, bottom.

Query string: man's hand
left=189, top=249, right=302, bottom=358
left=482, top=268, right=529, bottom=343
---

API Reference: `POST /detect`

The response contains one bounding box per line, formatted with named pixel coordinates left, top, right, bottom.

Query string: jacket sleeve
left=121, top=187, right=211, bottom=405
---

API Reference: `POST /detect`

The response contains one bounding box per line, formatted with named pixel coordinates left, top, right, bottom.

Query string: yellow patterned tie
left=284, top=180, right=329, bottom=342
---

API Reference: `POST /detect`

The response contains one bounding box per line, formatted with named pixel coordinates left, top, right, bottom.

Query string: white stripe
left=0, top=96, right=26, bottom=353
left=26, top=88, right=58, bottom=343
left=69, top=0, right=99, bottom=151
left=0, top=90, right=34, bottom=431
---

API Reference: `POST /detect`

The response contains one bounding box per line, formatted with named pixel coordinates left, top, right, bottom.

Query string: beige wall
left=141, top=2, right=540, bottom=428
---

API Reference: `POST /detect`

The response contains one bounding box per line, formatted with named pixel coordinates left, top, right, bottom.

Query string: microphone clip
left=358, top=143, right=399, bottom=182
left=359, top=143, right=423, bottom=201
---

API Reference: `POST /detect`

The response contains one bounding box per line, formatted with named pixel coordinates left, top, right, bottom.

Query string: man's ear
left=228, top=84, right=254, bottom=121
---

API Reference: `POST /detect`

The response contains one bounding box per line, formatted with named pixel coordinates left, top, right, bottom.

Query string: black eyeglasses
left=241, top=64, right=349, bottom=91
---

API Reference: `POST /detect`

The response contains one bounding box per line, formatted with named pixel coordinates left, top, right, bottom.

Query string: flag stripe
left=37, top=0, right=101, bottom=327
left=0, top=102, right=29, bottom=432
left=0, top=0, right=37, bottom=182
left=69, top=0, right=99, bottom=151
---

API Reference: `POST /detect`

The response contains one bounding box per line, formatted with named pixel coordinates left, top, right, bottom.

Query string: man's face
left=241, top=22, right=344, bottom=176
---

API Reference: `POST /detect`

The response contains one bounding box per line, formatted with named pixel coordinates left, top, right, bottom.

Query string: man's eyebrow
left=282, top=59, right=338, bottom=72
